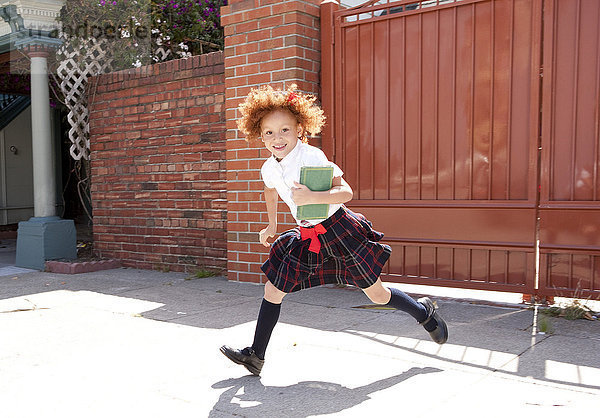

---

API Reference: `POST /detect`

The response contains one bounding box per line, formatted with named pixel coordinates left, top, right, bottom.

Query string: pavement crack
left=0, top=307, right=49, bottom=314
left=0, top=299, right=49, bottom=314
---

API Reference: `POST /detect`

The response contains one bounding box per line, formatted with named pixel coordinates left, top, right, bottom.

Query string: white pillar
left=15, top=41, right=76, bottom=270
left=28, top=49, right=56, bottom=218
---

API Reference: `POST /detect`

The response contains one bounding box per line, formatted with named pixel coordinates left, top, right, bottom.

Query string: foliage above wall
left=56, top=0, right=226, bottom=69
left=154, top=0, right=226, bottom=57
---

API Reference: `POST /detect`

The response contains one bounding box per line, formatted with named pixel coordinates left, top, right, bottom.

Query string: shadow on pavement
left=1, top=271, right=598, bottom=392
left=209, top=367, right=441, bottom=417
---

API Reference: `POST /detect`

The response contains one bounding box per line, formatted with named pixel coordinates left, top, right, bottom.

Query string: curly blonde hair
left=236, top=84, right=326, bottom=145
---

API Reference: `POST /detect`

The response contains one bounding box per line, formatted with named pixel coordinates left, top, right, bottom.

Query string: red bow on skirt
left=299, top=224, right=326, bottom=253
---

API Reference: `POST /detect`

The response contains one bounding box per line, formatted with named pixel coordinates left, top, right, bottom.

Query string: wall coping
left=92, top=51, right=224, bottom=87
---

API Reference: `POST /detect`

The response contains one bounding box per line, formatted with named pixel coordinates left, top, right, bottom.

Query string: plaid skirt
left=261, top=206, right=392, bottom=293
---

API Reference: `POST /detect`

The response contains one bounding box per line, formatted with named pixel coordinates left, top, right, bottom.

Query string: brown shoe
left=220, top=345, right=264, bottom=376
left=418, top=297, right=449, bottom=344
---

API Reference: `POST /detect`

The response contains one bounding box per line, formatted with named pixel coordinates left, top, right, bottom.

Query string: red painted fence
left=321, top=0, right=600, bottom=299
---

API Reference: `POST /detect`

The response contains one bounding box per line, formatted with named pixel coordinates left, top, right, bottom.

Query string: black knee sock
left=249, top=299, right=281, bottom=360
left=385, top=287, right=428, bottom=323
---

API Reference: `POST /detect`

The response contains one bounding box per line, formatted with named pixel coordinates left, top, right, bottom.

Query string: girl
left=221, top=84, right=448, bottom=376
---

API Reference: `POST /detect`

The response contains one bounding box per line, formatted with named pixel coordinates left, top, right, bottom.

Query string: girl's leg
left=264, top=279, right=287, bottom=303
left=220, top=281, right=287, bottom=376
left=251, top=281, right=286, bottom=359
left=362, top=279, right=427, bottom=321
left=362, top=279, right=448, bottom=344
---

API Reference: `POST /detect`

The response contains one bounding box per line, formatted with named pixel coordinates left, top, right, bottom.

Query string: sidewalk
left=0, top=264, right=599, bottom=417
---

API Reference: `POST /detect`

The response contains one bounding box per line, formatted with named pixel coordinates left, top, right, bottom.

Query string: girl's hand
left=259, top=224, right=277, bottom=247
left=291, top=181, right=314, bottom=206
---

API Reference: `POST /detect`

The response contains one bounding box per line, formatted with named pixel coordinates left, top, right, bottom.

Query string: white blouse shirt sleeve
left=260, top=159, right=276, bottom=189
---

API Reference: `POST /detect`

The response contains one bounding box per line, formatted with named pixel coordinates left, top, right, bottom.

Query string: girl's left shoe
left=220, top=345, right=264, bottom=376
left=417, top=297, right=449, bottom=344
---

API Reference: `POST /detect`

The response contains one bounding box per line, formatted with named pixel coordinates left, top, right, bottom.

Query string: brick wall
left=89, top=52, right=227, bottom=273
left=221, top=0, right=323, bottom=283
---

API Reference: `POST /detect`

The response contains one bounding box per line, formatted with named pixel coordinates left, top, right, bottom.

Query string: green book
left=297, top=166, right=334, bottom=220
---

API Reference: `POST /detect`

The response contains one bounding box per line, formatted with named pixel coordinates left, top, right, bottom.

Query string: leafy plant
left=152, top=0, right=226, bottom=56
left=541, top=299, right=596, bottom=321
left=57, top=0, right=154, bottom=70
left=537, top=315, right=553, bottom=334
left=185, top=268, right=222, bottom=280
left=194, top=269, right=217, bottom=279
left=56, top=0, right=226, bottom=70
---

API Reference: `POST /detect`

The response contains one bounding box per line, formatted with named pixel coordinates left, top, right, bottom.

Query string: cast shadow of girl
left=209, top=366, right=441, bottom=417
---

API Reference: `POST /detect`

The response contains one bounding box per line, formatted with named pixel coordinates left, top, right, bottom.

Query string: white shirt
left=261, top=141, right=344, bottom=226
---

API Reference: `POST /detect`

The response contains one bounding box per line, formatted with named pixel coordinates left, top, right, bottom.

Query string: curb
left=45, top=259, right=122, bottom=274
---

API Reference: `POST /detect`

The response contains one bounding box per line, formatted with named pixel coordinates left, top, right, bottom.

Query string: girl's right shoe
left=417, top=297, right=449, bottom=344
left=220, top=345, right=264, bottom=376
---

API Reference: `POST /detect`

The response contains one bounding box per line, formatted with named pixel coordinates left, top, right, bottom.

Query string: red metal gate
left=321, top=0, right=600, bottom=299
left=538, top=0, right=600, bottom=299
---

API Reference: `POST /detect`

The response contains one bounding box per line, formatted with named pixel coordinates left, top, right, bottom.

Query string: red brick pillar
left=221, top=0, right=322, bottom=283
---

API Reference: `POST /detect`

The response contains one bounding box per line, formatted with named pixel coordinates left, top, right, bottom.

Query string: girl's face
left=260, top=109, right=303, bottom=160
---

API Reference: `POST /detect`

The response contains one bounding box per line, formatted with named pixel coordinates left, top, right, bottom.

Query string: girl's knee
left=264, top=280, right=287, bottom=304
left=363, top=280, right=391, bottom=305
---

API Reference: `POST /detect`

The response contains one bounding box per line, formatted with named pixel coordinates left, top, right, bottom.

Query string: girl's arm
left=291, top=176, right=353, bottom=206
left=259, top=186, right=279, bottom=247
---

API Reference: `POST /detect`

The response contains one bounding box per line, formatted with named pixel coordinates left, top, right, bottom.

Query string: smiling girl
left=220, top=84, right=448, bottom=376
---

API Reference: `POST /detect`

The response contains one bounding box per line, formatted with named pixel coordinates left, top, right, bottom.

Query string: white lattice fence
left=56, top=33, right=172, bottom=160
left=56, top=36, right=113, bottom=160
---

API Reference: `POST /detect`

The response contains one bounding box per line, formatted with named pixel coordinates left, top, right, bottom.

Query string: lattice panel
left=56, top=35, right=172, bottom=160
left=56, top=36, right=113, bottom=160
